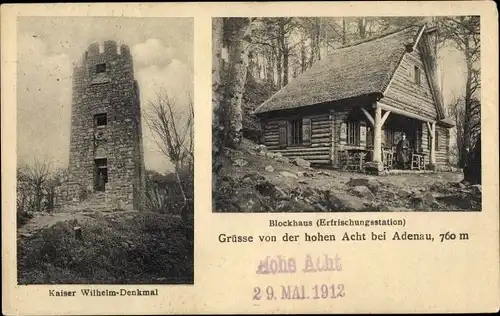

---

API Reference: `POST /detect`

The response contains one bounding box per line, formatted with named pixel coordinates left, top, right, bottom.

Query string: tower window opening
left=94, top=113, right=107, bottom=127
left=96, top=63, right=106, bottom=74
left=94, top=158, right=108, bottom=192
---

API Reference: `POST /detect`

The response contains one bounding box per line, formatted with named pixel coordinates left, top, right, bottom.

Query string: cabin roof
left=254, top=25, right=434, bottom=115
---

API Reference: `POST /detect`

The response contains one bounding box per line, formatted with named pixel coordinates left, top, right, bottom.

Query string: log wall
left=383, top=47, right=438, bottom=120
left=262, top=113, right=332, bottom=164
left=421, top=123, right=450, bottom=166
left=435, top=126, right=450, bottom=166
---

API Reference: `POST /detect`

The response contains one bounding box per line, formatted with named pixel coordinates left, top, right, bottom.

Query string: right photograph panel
left=212, top=16, right=481, bottom=213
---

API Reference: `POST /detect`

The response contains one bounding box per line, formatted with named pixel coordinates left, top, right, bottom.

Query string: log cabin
left=253, top=24, right=454, bottom=174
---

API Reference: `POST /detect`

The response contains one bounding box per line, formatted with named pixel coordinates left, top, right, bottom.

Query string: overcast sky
left=17, top=17, right=193, bottom=173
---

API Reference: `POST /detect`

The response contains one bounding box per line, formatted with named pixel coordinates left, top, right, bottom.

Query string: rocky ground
left=214, top=139, right=482, bottom=212
left=17, top=203, right=193, bottom=284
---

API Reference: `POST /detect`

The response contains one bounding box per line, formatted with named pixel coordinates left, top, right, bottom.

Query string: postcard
left=2, top=2, right=498, bottom=315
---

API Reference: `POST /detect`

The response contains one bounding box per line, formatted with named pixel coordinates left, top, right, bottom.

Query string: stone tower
left=66, top=40, right=146, bottom=210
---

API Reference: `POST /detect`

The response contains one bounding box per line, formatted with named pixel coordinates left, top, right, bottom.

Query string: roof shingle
left=254, top=25, right=422, bottom=114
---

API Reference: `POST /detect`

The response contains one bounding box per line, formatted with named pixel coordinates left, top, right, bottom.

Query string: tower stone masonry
left=63, top=40, right=146, bottom=210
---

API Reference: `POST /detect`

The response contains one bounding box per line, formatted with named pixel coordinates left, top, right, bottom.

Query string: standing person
left=396, top=133, right=410, bottom=169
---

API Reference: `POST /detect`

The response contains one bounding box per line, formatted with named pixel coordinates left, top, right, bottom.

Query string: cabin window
left=94, top=113, right=107, bottom=127
left=290, top=119, right=303, bottom=145
left=414, top=66, right=421, bottom=85
left=346, top=121, right=360, bottom=145
left=96, top=63, right=107, bottom=74
left=384, top=128, right=395, bottom=148
left=415, top=127, right=423, bottom=152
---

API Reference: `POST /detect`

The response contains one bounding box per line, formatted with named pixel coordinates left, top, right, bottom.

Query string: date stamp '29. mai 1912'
left=253, top=254, right=345, bottom=301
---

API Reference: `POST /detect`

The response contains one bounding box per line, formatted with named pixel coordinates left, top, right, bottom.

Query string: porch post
left=373, top=102, right=382, bottom=163
left=430, top=122, right=436, bottom=165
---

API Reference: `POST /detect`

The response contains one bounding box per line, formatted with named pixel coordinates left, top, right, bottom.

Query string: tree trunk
left=267, top=47, right=275, bottom=87
left=357, top=17, right=366, bottom=39
left=224, top=18, right=253, bottom=149
left=280, top=23, right=289, bottom=86
left=461, top=45, right=473, bottom=168
left=212, top=18, right=224, bottom=176
left=276, top=38, right=282, bottom=89
left=300, top=37, right=307, bottom=72
left=283, top=50, right=289, bottom=86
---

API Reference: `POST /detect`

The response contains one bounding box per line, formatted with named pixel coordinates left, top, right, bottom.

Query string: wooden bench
left=342, top=149, right=369, bottom=171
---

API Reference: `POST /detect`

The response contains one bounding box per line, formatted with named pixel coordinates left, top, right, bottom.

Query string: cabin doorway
left=94, top=158, right=108, bottom=191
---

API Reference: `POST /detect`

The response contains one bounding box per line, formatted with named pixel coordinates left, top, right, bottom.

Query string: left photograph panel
left=16, top=16, right=194, bottom=284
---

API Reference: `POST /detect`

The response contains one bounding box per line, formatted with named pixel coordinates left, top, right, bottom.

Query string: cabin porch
left=338, top=101, right=439, bottom=174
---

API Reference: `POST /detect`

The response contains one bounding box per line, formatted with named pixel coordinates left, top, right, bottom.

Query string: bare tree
left=437, top=16, right=480, bottom=167
left=28, top=158, right=52, bottom=213
left=145, top=89, right=194, bottom=220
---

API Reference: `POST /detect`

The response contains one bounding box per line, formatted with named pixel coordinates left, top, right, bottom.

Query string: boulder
left=397, top=188, right=412, bottom=198
left=293, top=157, right=311, bottom=168
left=255, top=180, right=276, bottom=197
left=241, top=172, right=266, bottom=184
left=378, top=189, right=397, bottom=200
left=325, top=192, right=367, bottom=211
left=273, top=152, right=283, bottom=159
left=276, top=199, right=316, bottom=212
left=265, top=165, right=275, bottom=173
left=347, top=178, right=380, bottom=194
left=364, top=161, right=384, bottom=174
left=429, top=181, right=452, bottom=194
left=410, top=192, right=436, bottom=208
left=374, top=203, right=390, bottom=212
left=457, top=182, right=467, bottom=189
left=232, top=158, right=249, bottom=167
left=470, top=184, right=482, bottom=198
left=236, top=190, right=265, bottom=212
left=280, top=171, right=298, bottom=179
left=279, top=157, right=290, bottom=164
left=301, top=186, right=316, bottom=198
left=435, top=194, right=473, bottom=209
left=256, top=144, right=267, bottom=152
left=387, top=206, right=412, bottom=212
left=313, top=203, right=329, bottom=212
left=296, top=171, right=314, bottom=178
left=266, top=151, right=276, bottom=158
left=351, top=185, right=375, bottom=201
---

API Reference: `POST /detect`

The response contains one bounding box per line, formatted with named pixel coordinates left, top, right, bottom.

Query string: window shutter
left=359, top=121, right=367, bottom=147
left=407, top=64, right=413, bottom=78
left=367, top=126, right=373, bottom=148
left=286, top=121, right=293, bottom=146
left=302, top=118, right=311, bottom=145
left=340, top=122, right=347, bottom=144
left=278, top=121, right=287, bottom=149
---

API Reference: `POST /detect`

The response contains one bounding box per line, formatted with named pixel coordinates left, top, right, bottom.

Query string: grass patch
left=17, top=212, right=193, bottom=284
